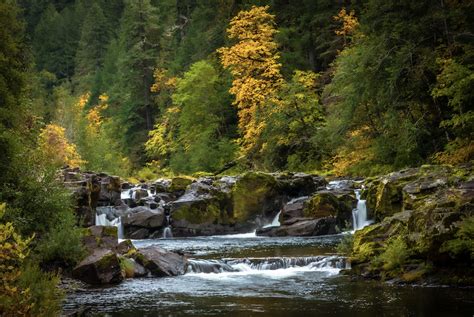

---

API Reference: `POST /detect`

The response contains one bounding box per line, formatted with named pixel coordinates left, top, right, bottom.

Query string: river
left=63, top=233, right=473, bottom=316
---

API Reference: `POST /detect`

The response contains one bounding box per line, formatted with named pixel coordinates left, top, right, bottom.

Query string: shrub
left=377, top=236, right=410, bottom=271
left=337, top=234, right=354, bottom=255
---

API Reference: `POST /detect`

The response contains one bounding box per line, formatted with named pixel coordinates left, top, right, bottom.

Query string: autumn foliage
left=218, top=5, right=283, bottom=156
left=38, top=124, right=84, bottom=168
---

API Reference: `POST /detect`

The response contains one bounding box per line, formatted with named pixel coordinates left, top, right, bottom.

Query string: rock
left=350, top=164, right=474, bottom=284
left=73, top=249, right=123, bottom=285
left=275, top=173, right=327, bottom=197
left=116, top=239, right=136, bottom=255
left=119, top=257, right=147, bottom=278
left=81, top=226, right=118, bottom=254
left=133, top=246, right=187, bottom=277
left=123, top=208, right=165, bottom=228
left=303, top=191, right=356, bottom=228
left=257, top=217, right=337, bottom=237
left=98, top=175, right=122, bottom=206
left=281, top=197, right=309, bottom=221
left=168, top=177, right=194, bottom=194
left=232, top=172, right=285, bottom=223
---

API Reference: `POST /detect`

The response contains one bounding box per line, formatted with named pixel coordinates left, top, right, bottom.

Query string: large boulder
left=303, top=190, right=357, bottom=229
left=122, top=207, right=166, bottom=239
left=274, top=172, right=327, bottom=197
left=73, top=249, right=123, bottom=285
left=232, top=172, right=285, bottom=223
left=81, top=225, right=118, bottom=254
left=257, top=217, right=337, bottom=237
left=133, top=246, right=187, bottom=277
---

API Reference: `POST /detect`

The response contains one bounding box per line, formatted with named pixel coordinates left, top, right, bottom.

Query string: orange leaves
left=38, top=124, right=84, bottom=168
left=218, top=6, right=283, bottom=155
left=333, top=8, right=359, bottom=37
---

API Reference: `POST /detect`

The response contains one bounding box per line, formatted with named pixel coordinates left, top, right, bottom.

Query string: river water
left=63, top=233, right=473, bottom=316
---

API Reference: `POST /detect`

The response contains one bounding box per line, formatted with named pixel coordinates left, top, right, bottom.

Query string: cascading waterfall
left=163, top=212, right=173, bottom=238
left=263, top=211, right=281, bottom=228
left=352, top=189, right=372, bottom=231
left=95, top=212, right=124, bottom=239
left=186, top=256, right=346, bottom=274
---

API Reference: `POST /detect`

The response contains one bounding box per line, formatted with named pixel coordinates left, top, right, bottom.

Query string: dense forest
left=0, top=0, right=473, bottom=315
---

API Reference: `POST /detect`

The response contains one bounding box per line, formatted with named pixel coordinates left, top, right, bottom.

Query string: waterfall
left=95, top=213, right=124, bottom=239
left=162, top=213, right=173, bottom=238
left=263, top=211, right=281, bottom=228
left=163, top=227, right=173, bottom=238
left=185, top=256, right=346, bottom=274
left=352, top=189, right=372, bottom=231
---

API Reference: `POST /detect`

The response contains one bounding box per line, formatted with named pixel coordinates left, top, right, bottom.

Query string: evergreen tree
left=74, top=2, right=110, bottom=91
left=112, top=0, right=161, bottom=162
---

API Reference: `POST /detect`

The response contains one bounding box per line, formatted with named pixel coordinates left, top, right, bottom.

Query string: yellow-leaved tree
left=218, top=5, right=283, bottom=157
left=38, top=124, right=84, bottom=168
left=0, top=203, right=34, bottom=316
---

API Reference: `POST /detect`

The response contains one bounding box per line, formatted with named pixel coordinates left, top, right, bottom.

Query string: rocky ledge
left=72, top=226, right=186, bottom=285
left=348, top=164, right=473, bottom=285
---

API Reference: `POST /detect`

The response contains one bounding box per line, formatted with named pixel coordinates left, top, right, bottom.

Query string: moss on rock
left=231, top=172, right=280, bottom=222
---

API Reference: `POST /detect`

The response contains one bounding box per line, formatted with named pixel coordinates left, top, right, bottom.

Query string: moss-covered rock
left=72, top=249, right=123, bottom=285
left=81, top=225, right=118, bottom=254
left=232, top=172, right=283, bottom=223
left=303, top=191, right=356, bottom=228
left=168, top=177, right=194, bottom=193
left=350, top=164, right=474, bottom=284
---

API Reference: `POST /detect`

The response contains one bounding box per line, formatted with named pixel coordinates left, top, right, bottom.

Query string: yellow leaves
left=217, top=6, right=283, bottom=156
left=86, top=95, right=108, bottom=133
left=38, top=124, right=85, bottom=168
left=151, top=68, right=177, bottom=93
left=0, top=203, right=34, bottom=317
left=333, top=8, right=359, bottom=37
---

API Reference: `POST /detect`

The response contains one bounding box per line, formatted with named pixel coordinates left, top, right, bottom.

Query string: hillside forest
left=0, top=0, right=473, bottom=315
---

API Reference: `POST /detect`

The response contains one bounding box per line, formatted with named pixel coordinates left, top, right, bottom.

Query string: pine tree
left=74, top=2, right=110, bottom=91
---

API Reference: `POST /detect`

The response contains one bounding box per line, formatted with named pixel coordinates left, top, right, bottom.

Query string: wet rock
left=81, top=225, right=118, bottom=254
left=275, top=172, right=327, bottom=197
left=119, top=257, right=147, bottom=278
left=73, top=249, right=123, bottom=285
left=232, top=172, right=286, bottom=222
left=281, top=197, right=309, bottom=222
left=303, top=191, right=356, bottom=228
left=123, top=208, right=165, bottom=228
left=133, top=246, right=187, bottom=277
left=116, top=239, right=136, bottom=255
left=257, top=217, right=337, bottom=237
left=351, top=164, right=474, bottom=284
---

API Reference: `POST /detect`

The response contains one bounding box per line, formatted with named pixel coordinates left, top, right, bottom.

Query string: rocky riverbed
left=62, top=164, right=473, bottom=290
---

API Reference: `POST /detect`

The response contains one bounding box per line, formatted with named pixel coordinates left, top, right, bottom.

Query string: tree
left=218, top=5, right=283, bottom=159
left=37, top=124, right=84, bottom=168
left=74, top=3, right=110, bottom=91
left=111, top=0, right=161, bottom=162
left=260, top=70, right=324, bottom=170
left=146, top=60, right=237, bottom=173
left=0, top=0, right=28, bottom=183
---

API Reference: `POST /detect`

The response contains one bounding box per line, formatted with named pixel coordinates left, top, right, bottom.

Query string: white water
left=263, top=211, right=281, bottom=228
left=95, top=213, right=124, bottom=239
left=163, top=226, right=173, bottom=238
left=185, top=256, right=345, bottom=279
left=352, top=189, right=372, bottom=231
left=214, top=230, right=260, bottom=238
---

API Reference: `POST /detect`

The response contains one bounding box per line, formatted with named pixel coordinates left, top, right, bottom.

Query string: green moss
left=337, top=234, right=354, bottom=255
left=97, top=252, right=118, bottom=271
left=377, top=236, right=410, bottom=271
left=119, top=256, right=135, bottom=278
left=440, top=216, right=474, bottom=260
left=304, top=193, right=339, bottom=218
left=232, top=172, right=277, bottom=222
left=169, top=176, right=194, bottom=192
left=172, top=199, right=223, bottom=224
left=103, top=226, right=118, bottom=238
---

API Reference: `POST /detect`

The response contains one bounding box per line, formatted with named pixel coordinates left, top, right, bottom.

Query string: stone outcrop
left=73, top=249, right=123, bottom=285
left=349, top=164, right=474, bottom=284
left=132, top=246, right=187, bottom=277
